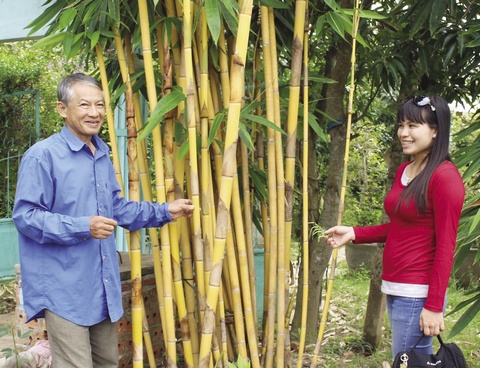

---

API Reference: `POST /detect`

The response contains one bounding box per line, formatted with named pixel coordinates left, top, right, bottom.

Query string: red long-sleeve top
left=353, top=161, right=465, bottom=312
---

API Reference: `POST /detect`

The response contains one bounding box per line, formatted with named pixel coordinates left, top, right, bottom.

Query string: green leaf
left=409, top=1, right=433, bottom=38
left=59, top=8, right=78, bottom=30
left=238, top=124, right=254, bottom=150
left=447, top=294, right=480, bottom=339
left=26, top=0, right=67, bottom=36
left=308, top=112, right=327, bottom=143
left=429, top=0, right=448, bottom=35
left=325, top=12, right=347, bottom=40
left=89, top=31, right=101, bottom=49
left=137, top=88, right=186, bottom=141
left=342, top=9, right=387, bottom=20
left=241, top=113, right=286, bottom=135
left=324, top=0, right=339, bottom=11
left=177, top=139, right=190, bottom=160
left=259, top=0, right=290, bottom=9
left=63, top=32, right=74, bottom=56
left=218, top=0, right=238, bottom=36
left=208, top=111, right=225, bottom=148
left=206, top=0, right=221, bottom=45
left=468, top=208, right=480, bottom=235
left=31, top=32, right=67, bottom=49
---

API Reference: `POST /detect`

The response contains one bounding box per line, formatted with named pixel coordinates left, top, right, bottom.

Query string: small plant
left=309, top=222, right=329, bottom=241
left=0, top=324, right=31, bottom=367
left=227, top=355, right=250, bottom=368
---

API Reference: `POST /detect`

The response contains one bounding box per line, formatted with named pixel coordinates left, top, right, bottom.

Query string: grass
left=0, top=279, right=15, bottom=315
left=300, top=260, right=480, bottom=367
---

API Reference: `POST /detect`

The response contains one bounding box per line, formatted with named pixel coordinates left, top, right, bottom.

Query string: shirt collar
left=60, top=126, right=110, bottom=155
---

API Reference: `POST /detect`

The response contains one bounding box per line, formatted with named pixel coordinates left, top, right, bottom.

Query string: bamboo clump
left=42, top=0, right=358, bottom=365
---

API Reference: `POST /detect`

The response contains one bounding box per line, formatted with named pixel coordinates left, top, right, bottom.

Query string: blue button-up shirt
left=13, top=126, right=172, bottom=326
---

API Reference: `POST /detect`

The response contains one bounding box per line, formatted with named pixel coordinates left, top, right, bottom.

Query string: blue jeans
left=386, top=295, right=433, bottom=358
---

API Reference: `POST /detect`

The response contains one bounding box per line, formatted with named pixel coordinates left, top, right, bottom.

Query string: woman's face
left=397, top=120, right=437, bottom=158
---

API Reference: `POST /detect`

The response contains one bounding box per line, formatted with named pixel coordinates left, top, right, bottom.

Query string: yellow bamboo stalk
left=231, top=174, right=261, bottom=367
left=310, top=2, right=360, bottom=366
left=111, top=32, right=158, bottom=368
left=224, top=219, right=248, bottom=361
left=95, top=45, right=123, bottom=195
left=123, top=33, right=170, bottom=352
left=296, top=6, right=310, bottom=366
left=198, top=1, right=254, bottom=365
left=240, top=141, right=257, bottom=325
left=164, top=0, right=182, bottom=80
left=252, top=49, right=270, bottom=337
left=265, top=7, right=288, bottom=367
left=183, top=0, right=207, bottom=321
left=162, top=31, right=196, bottom=368
left=125, top=78, right=143, bottom=368
left=259, top=5, right=278, bottom=367
left=283, top=0, right=306, bottom=364
left=137, top=0, right=177, bottom=365
left=284, top=0, right=306, bottom=308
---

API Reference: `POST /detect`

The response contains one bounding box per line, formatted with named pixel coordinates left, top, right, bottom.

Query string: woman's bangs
left=397, top=101, right=429, bottom=124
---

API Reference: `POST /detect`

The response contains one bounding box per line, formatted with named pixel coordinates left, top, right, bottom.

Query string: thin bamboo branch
left=311, top=1, right=361, bottom=366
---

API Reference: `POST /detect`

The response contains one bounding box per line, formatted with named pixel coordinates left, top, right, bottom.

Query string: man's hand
left=168, top=198, right=194, bottom=220
left=90, top=216, right=118, bottom=239
left=420, top=308, right=445, bottom=336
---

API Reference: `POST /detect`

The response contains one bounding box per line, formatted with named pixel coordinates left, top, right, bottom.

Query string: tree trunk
left=292, top=36, right=352, bottom=343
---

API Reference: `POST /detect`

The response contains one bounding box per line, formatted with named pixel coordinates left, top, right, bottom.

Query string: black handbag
left=392, top=334, right=467, bottom=368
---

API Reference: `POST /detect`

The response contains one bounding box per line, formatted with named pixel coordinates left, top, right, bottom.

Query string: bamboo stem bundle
left=198, top=1, right=254, bottom=365
left=296, top=5, right=310, bottom=366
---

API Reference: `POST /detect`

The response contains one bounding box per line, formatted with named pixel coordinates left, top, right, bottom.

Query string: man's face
left=57, top=83, right=105, bottom=142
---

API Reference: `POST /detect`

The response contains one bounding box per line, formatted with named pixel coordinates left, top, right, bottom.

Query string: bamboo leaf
left=468, top=208, right=480, bottom=235
left=242, top=113, right=286, bottom=135
left=342, top=9, right=387, bottom=20
left=218, top=0, right=239, bottom=36
left=250, top=166, right=268, bottom=201
left=325, top=12, right=347, bottom=40
left=259, top=0, right=289, bottom=9
left=324, top=0, right=339, bottom=11
left=208, top=111, right=225, bottom=148
left=206, top=0, right=221, bottom=45
left=239, top=124, right=254, bottom=150
left=31, top=32, right=67, bottom=49
left=177, top=139, right=190, bottom=160
left=89, top=31, right=101, bottom=50
left=59, top=8, right=77, bottom=30
left=63, top=32, right=74, bottom=56
left=447, top=295, right=480, bottom=339
left=309, top=112, right=327, bottom=143
left=26, top=0, right=67, bottom=35
left=138, top=87, right=186, bottom=141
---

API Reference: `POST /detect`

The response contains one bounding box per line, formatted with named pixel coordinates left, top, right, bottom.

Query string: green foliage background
left=0, top=41, right=79, bottom=217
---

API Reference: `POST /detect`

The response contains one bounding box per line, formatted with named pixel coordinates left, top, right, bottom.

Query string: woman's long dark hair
left=397, top=95, right=451, bottom=214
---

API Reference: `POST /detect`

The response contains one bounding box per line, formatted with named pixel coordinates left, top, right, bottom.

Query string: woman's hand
left=420, top=308, right=445, bottom=336
left=324, top=226, right=355, bottom=248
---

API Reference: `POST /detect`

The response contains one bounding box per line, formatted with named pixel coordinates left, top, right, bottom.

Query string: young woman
left=325, top=95, right=465, bottom=358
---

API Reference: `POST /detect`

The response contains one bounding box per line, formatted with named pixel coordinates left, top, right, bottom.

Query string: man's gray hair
left=57, top=73, right=103, bottom=106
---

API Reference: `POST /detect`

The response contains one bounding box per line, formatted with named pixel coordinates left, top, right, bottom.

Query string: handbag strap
left=412, top=333, right=445, bottom=349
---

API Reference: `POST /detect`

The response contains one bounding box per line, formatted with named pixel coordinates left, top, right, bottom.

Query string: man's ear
left=57, top=101, right=67, bottom=118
